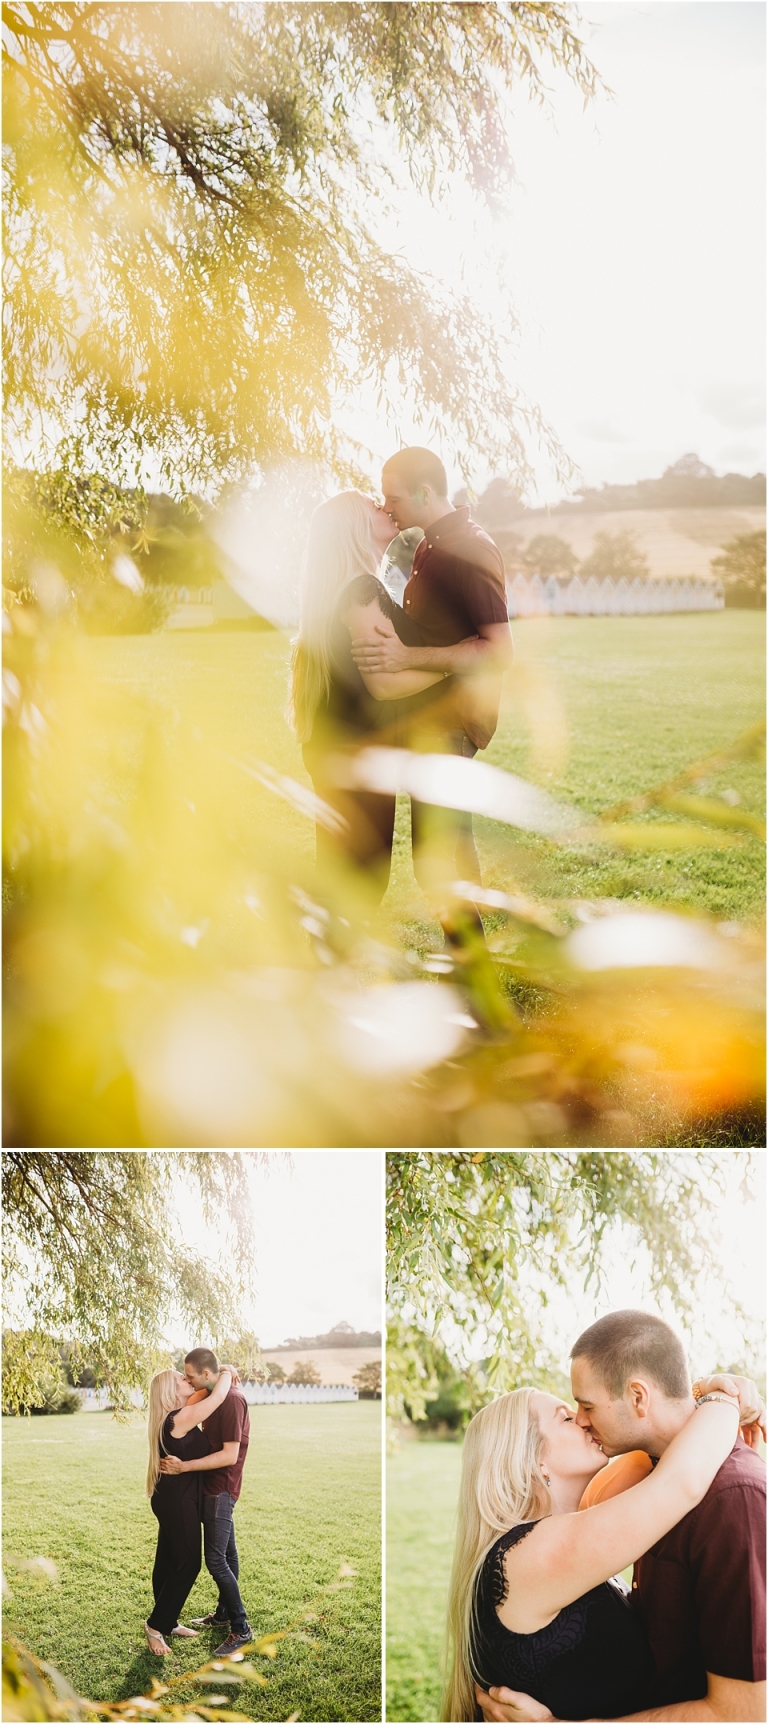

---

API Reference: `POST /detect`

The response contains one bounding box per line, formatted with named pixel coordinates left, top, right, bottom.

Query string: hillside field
left=509, top=504, right=766, bottom=581
left=261, top=1346, right=381, bottom=1385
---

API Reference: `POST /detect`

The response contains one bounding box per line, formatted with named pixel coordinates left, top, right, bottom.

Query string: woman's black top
left=152, top=1411, right=210, bottom=1508
left=305, top=576, right=455, bottom=762
left=472, top=1522, right=655, bottom=1722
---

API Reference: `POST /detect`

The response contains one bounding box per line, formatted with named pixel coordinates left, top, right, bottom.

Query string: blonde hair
left=146, top=1369, right=182, bottom=1499
left=290, top=490, right=383, bottom=743
left=442, top=1389, right=551, bottom=1722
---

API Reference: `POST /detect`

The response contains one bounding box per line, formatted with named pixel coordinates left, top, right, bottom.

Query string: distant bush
left=2, top=1331, right=82, bottom=1416
left=712, top=531, right=766, bottom=608
left=353, top=1361, right=382, bottom=1399
left=25, top=1375, right=81, bottom=1416
left=404, top=1344, right=473, bottom=1433
left=287, top=1359, right=322, bottom=1386
left=581, top=529, right=650, bottom=582
left=31, top=1383, right=81, bottom=1415
left=522, top=533, right=579, bottom=577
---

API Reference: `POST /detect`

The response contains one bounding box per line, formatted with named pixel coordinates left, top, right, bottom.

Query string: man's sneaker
left=190, top=1612, right=229, bottom=1628
left=213, top=1629, right=253, bottom=1659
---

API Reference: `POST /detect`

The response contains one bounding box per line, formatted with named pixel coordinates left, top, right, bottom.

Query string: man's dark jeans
left=202, top=1490, right=249, bottom=1635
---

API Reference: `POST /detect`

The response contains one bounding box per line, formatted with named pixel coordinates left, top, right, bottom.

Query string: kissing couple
left=446, top=1309, right=766, bottom=1722
left=144, top=1347, right=252, bottom=1661
left=291, top=446, right=514, bottom=913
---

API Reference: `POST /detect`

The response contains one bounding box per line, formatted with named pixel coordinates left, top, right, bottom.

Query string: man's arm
left=475, top=1673, right=766, bottom=1722
left=159, top=1441, right=239, bottom=1475
left=612, top=1672, right=766, bottom=1721
left=351, top=620, right=513, bottom=677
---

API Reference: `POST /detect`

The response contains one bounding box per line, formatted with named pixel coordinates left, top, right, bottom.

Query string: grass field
left=2, top=1403, right=381, bottom=1723
left=386, top=1441, right=462, bottom=1724
left=89, top=610, right=764, bottom=930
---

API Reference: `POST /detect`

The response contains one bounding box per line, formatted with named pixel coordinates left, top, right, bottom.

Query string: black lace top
left=152, top=1410, right=210, bottom=1503
left=304, top=577, right=457, bottom=759
left=472, top=1522, right=654, bottom=1722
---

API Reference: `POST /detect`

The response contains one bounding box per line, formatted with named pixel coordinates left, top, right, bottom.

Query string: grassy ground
left=2, top=1403, right=381, bottom=1723
left=477, top=613, right=765, bottom=925
left=386, top=1441, right=462, bottom=1724
left=89, top=611, right=764, bottom=934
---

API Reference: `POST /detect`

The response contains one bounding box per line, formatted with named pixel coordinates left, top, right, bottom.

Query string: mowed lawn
left=386, top=1441, right=462, bottom=1723
left=2, top=1403, right=381, bottom=1723
left=88, top=611, right=765, bottom=929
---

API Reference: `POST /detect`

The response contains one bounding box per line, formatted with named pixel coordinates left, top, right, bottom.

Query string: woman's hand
left=693, top=1374, right=767, bottom=1445
left=475, top=1684, right=555, bottom=1722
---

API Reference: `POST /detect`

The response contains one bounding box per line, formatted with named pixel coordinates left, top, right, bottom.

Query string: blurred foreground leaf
left=3, top=597, right=764, bottom=1149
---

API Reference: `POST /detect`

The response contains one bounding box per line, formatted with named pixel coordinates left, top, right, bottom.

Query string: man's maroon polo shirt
left=201, top=1385, right=250, bottom=1501
left=633, top=1435, right=766, bottom=1706
left=403, top=506, right=508, bottom=646
left=402, top=506, right=508, bottom=745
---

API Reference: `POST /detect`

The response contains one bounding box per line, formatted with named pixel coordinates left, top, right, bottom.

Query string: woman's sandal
left=171, top=1624, right=199, bottom=1638
left=144, top=1622, right=171, bottom=1655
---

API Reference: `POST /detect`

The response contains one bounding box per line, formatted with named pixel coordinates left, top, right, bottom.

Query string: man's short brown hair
left=383, top=446, right=448, bottom=497
left=185, top=1347, right=219, bottom=1375
left=571, top=1309, right=689, bottom=1399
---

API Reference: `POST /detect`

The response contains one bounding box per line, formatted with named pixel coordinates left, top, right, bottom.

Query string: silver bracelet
left=695, top=1392, right=737, bottom=1407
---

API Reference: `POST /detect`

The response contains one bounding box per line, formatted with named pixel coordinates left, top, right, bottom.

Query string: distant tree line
left=554, top=454, right=765, bottom=514
left=3, top=468, right=224, bottom=634
left=271, top=1326, right=382, bottom=1351
left=465, top=456, right=765, bottom=538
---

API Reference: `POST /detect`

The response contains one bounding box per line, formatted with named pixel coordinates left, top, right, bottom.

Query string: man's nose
left=574, top=1406, right=590, bottom=1428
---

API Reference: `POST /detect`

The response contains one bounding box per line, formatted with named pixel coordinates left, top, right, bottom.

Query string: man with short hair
left=351, top=446, right=513, bottom=890
left=159, top=1346, right=253, bottom=1657
left=476, top=1310, right=766, bottom=1724
left=355, top=446, right=513, bottom=750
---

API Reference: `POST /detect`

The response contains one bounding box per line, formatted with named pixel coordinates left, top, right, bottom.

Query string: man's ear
left=626, top=1377, right=652, bottom=1418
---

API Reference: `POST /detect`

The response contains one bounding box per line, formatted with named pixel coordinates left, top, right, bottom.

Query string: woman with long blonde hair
left=291, top=490, right=449, bottom=901
left=144, top=1365, right=233, bottom=1655
left=443, top=1384, right=740, bottom=1721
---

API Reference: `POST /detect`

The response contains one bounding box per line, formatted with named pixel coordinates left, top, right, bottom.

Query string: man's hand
left=693, top=1375, right=767, bottom=1446
left=475, top=1684, right=555, bottom=1722
left=158, top=1455, right=185, bottom=1474
left=350, top=633, right=415, bottom=674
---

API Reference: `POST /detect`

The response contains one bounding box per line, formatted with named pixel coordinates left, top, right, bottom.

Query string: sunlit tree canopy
left=1, top=1150, right=267, bottom=1411
left=386, top=1151, right=758, bottom=1419
left=3, top=2, right=601, bottom=499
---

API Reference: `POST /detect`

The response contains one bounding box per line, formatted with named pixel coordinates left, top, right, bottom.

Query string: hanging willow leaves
left=3, top=2, right=602, bottom=507
left=386, top=1152, right=758, bottom=1418
left=2, top=1152, right=271, bottom=1410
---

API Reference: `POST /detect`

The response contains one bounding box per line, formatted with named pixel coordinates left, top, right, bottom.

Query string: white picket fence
left=507, top=573, right=724, bottom=618
left=78, top=1382, right=359, bottom=1410
left=243, top=1382, right=358, bottom=1404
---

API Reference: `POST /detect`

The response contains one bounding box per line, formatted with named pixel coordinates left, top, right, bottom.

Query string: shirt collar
left=423, top=505, right=470, bottom=549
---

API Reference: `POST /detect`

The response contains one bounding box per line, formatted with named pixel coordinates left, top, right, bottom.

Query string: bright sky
left=357, top=1, right=766, bottom=503
left=543, top=1152, right=766, bottom=1382
left=170, top=1151, right=383, bottom=1350
left=450, top=1152, right=766, bottom=1383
